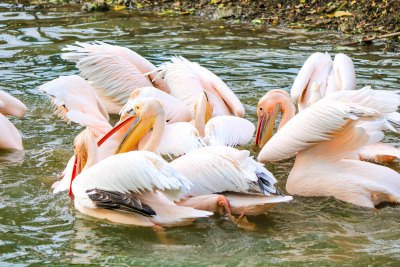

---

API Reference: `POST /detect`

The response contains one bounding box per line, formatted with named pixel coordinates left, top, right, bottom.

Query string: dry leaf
left=333, top=11, right=354, bottom=17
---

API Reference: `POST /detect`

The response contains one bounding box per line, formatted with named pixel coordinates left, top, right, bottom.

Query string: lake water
left=1, top=4, right=400, bottom=265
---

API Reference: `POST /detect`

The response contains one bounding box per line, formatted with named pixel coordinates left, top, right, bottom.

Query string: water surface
left=1, top=6, right=400, bottom=266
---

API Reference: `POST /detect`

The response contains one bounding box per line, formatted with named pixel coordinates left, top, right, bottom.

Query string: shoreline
left=4, top=0, right=400, bottom=51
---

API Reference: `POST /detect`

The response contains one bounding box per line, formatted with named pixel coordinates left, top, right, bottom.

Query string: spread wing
left=62, top=42, right=161, bottom=113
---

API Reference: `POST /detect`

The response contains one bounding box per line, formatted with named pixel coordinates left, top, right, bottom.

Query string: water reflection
left=0, top=6, right=400, bottom=265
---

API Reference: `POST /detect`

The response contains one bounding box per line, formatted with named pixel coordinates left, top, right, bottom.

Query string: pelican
left=62, top=41, right=168, bottom=114
left=258, top=87, right=400, bottom=208
left=171, top=146, right=292, bottom=216
left=0, top=90, right=27, bottom=150
left=69, top=129, right=212, bottom=227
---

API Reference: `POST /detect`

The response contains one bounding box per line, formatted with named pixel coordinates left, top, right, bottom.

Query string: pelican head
left=255, top=90, right=295, bottom=149
left=115, top=97, right=165, bottom=154
left=69, top=128, right=98, bottom=196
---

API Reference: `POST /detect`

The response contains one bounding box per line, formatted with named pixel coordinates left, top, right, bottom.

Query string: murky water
left=1, top=4, right=400, bottom=265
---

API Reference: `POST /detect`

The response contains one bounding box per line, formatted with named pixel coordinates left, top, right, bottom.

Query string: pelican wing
left=324, top=86, right=400, bottom=115
left=39, top=75, right=111, bottom=137
left=72, top=151, right=192, bottom=209
left=181, top=57, right=245, bottom=117
left=204, top=116, right=255, bottom=146
left=154, top=57, right=206, bottom=114
left=171, top=146, right=277, bottom=197
left=291, top=52, right=332, bottom=110
left=258, top=89, right=400, bottom=162
left=75, top=52, right=153, bottom=108
left=121, top=87, right=193, bottom=123
left=63, top=41, right=168, bottom=91
left=0, top=90, right=27, bottom=117
left=154, top=56, right=236, bottom=116
left=325, top=53, right=356, bottom=95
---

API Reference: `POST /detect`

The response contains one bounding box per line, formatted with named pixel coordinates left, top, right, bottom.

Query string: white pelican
left=170, top=146, right=292, bottom=216
left=258, top=87, right=400, bottom=208
left=153, top=56, right=245, bottom=117
left=62, top=41, right=168, bottom=114
left=0, top=90, right=27, bottom=150
left=69, top=130, right=212, bottom=227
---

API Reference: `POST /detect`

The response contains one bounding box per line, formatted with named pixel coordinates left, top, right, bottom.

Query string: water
left=1, top=5, right=400, bottom=265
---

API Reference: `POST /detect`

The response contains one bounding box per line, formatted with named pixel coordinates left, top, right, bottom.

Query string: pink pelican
left=257, top=87, right=400, bottom=208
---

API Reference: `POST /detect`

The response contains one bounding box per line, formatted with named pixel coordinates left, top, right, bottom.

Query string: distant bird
left=258, top=87, right=400, bottom=208
left=0, top=90, right=27, bottom=150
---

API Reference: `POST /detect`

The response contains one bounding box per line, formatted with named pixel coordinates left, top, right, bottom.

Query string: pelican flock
left=33, top=41, right=400, bottom=228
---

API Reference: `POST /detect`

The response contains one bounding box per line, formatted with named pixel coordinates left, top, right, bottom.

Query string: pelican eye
left=259, top=107, right=263, bottom=110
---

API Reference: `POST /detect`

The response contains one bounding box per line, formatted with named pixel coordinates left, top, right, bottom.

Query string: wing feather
left=204, top=116, right=255, bottom=146
left=72, top=151, right=192, bottom=208
left=120, top=87, right=193, bottom=123
left=171, top=146, right=277, bottom=197
left=75, top=52, right=153, bottom=106
left=290, top=52, right=332, bottom=110
left=138, top=122, right=206, bottom=158
left=258, top=90, right=393, bottom=162
left=39, top=75, right=111, bottom=137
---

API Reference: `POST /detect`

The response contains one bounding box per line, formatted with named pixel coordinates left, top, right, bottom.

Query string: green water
left=1, top=4, right=400, bottom=266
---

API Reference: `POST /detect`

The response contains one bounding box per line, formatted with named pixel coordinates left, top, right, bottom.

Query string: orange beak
left=255, top=103, right=281, bottom=149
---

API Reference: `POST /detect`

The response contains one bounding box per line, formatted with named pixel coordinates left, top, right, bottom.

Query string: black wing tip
left=256, top=171, right=280, bottom=196
left=86, top=189, right=156, bottom=217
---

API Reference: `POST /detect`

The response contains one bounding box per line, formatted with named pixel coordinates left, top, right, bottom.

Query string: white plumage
left=72, top=151, right=191, bottom=205
left=139, top=122, right=207, bottom=158
left=38, top=75, right=111, bottom=137
left=258, top=87, right=400, bottom=208
left=171, top=146, right=277, bottom=197
left=120, top=86, right=193, bottom=123
left=204, top=116, right=255, bottom=146
left=154, top=56, right=244, bottom=117
left=62, top=42, right=167, bottom=114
